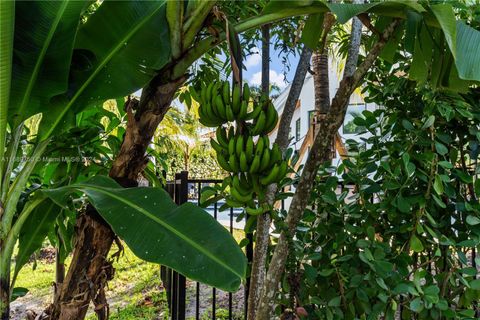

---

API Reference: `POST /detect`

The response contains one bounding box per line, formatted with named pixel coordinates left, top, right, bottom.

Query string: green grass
left=14, top=227, right=245, bottom=319
left=16, top=244, right=168, bottom=320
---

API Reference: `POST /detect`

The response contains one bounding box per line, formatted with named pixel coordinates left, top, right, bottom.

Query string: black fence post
left=175, top=171, right=188, bottom=320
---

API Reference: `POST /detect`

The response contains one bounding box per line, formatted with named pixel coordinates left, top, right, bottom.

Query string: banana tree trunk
left=0, top=246, right=9, bottom=320
left=45, top=75, right=186, bottom=320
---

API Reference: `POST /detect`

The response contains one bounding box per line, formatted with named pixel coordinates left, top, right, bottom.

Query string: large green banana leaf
left=266, top=1, right=480, bottom=83
left=0, top=1, right=15, bottom=170
left=456, top=21, right=480, bottom=81
left=9, top=1, right=86, bottom=128
left=40, top=0, right=171, bottom=139
left=43, top=176, right=246, bottom=292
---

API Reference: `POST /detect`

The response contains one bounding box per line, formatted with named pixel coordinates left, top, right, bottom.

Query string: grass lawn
left=13, top=228, right=245, bottom=320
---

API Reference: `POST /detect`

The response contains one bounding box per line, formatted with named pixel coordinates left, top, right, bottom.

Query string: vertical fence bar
left=196, top=181, right=201, bottom=320
left=176, top=172, right=188, bottom=320
left=212, top=199, right=218, bottom=320
left=229, top=207, right=234, bottom=320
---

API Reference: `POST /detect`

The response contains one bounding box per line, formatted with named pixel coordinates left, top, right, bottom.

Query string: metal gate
left=161, top=171, right=253, bottom=320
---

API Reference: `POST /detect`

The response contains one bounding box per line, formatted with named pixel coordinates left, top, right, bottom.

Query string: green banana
left=245, top=136, right=254, bottom=162
left=263, top=136, right=270, bottom=149
left=228, top=136, right=236, bottom=155
left=252, top=111, right=266, bottom=136
left=228, top=126, right=235, bottom=140
left=251, top=174, right=263, bottom=198
left=240, top=152, right=248, bottom=172
left=232, top=84, right=241, bottom=114
left=210, top=138, right=225, bottom=154
left=246, top=205, right=266, bottom=216
left=245, top=105, right=262, bottom=121
left=205, top=103, right=222, bottom=124
left=269, top=143, right=282, bottom=166
left=255, top=136, right=265, bottom=156
left=229, top=153, right=239, bottom=172
left=237, top=100, right=248, bottom=120
left=276, top=161, right=288, bottom=183
left=231, top=185, right=252, bottom=203
left=259, top=147, right=271, bottom=172
left=216, top=126, right=229, bottom=148
left=214, top=95, right=226, bottom=119
left=249, top=154, right=261, bottom=174
left=236, top=135, right=244, bottom=158
left=243, top=83, right=250, bottom=102
left=199, top=105, right=221, bottom=127
left=260, top=163, right=280, bottom=185
left=239, top=173, right=251, bottom=190
left=222, top=81, right=230, bottom=106
left=226, top=105, right=235, bottom=122
left=233, top=175, right=250, bottom=196
left=264, top=102, right=278, bottom=133
left=206, top=82, right=214, bottom=102
left=200, top=85, right=207, bottom=105
left=216, top=152, right=231, bottom=171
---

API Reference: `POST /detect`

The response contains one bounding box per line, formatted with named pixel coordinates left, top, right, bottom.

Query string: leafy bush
left=288, top=81, right=480, bottom=319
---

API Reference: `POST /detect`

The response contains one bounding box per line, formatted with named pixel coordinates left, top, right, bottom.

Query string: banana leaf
left=43, top=176, right=246, bottom=292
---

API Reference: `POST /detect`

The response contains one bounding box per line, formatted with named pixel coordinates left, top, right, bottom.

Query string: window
left=308, top=110, right=315, bottom=127
left=295, top=118, right=301, bottom=141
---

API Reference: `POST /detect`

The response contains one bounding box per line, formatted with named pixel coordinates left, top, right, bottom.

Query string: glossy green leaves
left=43, top=176, right=246, bottom=292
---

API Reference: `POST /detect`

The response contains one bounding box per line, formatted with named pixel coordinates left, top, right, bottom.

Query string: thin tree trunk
left=54, top=246, right=65, bottom=302
left=247, top=46, right=312, bottom=320
left=45, top=75, right=186, bottom=320
left=255, top=18, right=400, bottom=319
left=0, top=246, right=9, bottom=320
left=247, top=24, right=270, bottom=320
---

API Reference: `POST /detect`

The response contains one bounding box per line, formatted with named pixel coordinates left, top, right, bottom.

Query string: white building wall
left=268, top=58, right=377, bottom=169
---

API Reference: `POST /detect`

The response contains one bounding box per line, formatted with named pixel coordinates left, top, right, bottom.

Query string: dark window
left=308, top=110, right=315, bottom=127
left=295, top=118, right=301, bottom=141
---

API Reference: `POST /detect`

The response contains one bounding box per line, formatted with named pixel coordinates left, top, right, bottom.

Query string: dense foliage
left=288, top=74, right=480, bottom=319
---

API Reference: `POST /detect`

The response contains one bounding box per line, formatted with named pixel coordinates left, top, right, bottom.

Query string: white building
left=268, top=65, right=377, bottom=169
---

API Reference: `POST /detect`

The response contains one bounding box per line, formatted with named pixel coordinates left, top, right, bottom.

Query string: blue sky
left=242, top=40, right=300, bottom=94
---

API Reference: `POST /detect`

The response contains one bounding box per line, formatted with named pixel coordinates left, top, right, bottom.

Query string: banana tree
left=2, top=0, right=480, bottom=319
left=0, top=1, right=248, bottom=318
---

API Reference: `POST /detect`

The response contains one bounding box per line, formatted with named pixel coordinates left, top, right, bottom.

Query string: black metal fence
left=161, top=171, right=253, bottom=320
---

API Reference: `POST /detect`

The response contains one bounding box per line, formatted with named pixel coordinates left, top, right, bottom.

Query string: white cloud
left=249, top=70, right=287, bottom=89
left=244, top=47, right=261, bottom=69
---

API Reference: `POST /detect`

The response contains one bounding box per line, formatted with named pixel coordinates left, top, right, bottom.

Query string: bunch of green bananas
left=247, top=97, right=278, bottom=136
left=198, top=82, right=252, bottom=127
left=198, top=81, right=288, bottom=216
left=211, top=128, right=287, bottom=186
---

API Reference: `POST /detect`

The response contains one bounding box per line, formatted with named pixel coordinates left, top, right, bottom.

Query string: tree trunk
left=247, top=46, right=312, bottom=320
left=312, top=52, right=330, bottom=116
left=255, top=18, right=400, bottom=320
left=0, top=251, right=9, bottom=320
left=312, top=51, right=332, bottom=161
left=45, top=75, right=186, bottom=320
left=54, top=246, right=65, bottom=302
left=246, top=24, right=270, bottom=320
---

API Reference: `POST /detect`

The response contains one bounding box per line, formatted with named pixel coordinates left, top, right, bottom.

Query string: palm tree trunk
left=45, top=75, right=186, bottom=320
left=312, top=51, right=330, bottom=116
left=312, top=51, right=332, bottom=161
